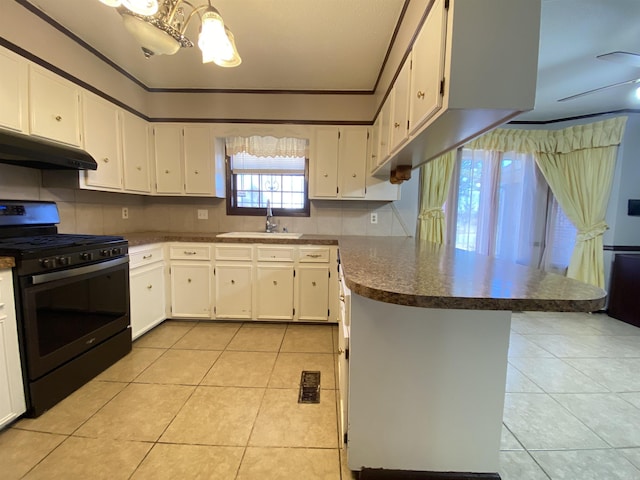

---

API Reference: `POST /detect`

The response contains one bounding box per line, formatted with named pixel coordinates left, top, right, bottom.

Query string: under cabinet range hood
left=0, top=129, right=97, bottom=170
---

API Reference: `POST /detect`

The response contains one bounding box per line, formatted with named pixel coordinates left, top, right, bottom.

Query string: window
left=450, top=148, right=577, bottom=272
left=226, top=151, right=310, bottom=216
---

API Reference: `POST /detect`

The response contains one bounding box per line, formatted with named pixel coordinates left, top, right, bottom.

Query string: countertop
left=0, top=257, right=15, bottom=269
left=121, top=232, right=606, bottom=312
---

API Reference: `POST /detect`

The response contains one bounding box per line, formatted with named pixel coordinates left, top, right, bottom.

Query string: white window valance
left=225, top=135, right=309, bottom=158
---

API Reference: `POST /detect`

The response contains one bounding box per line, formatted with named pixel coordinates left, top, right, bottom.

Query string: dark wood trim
left=508, top=109, right=640, bottom=125
left=148, top=118, right=371, bottom=126
left=14, top=0, right=147, bottom=91
left=371, top=0, right=412, bottom=94
left=359, top=468, right=500, bottom=480
left=148, top=87, right=371, bottom=95
left=603, top=245, right=640, bottom=252
left=0, top=36, right=150, bottom=123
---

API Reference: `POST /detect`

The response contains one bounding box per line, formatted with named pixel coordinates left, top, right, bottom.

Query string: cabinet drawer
left=214, top=244, right=253, bottom=261
left=169, top=244, right=211, bottom=260
left=298, top=247, right=330, bottom=263
left=129, top=244, right=164, bottom=268
left=256, top=246, right=295, bottom=262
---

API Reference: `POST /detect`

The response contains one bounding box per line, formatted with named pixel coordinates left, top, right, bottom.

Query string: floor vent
left=298, top=371, right=321, bottom=404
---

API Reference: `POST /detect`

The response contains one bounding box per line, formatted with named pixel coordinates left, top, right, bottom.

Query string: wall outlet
left=122, top=207, right=129, bottom=220
left=370, top=212, right=378, bottom=224
left=197, top=209, right=208, bottom=220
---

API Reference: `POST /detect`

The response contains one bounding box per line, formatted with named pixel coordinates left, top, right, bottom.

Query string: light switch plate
left=370, top=212, right=378, bottom=224
left=197, top=209, right=208, bottom=220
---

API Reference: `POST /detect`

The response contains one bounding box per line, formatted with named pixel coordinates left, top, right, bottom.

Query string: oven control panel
left=32, top=243, right=128, bottom=273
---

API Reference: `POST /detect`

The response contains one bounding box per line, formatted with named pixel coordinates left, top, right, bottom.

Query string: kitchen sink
left=216, top=232, right=304, bottom=239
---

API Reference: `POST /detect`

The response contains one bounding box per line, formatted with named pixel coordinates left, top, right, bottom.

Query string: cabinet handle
left=136, top=166, right=142, bottom=171
left=312, top=281, right=316, bottom=287
left=306, top=254, right=321, bottom=258
left=394, top=122, right=400, bottom=128
left=339, top=294, right=345, bottom=302
left=55, top=115, right=62, bottom=122
left=184, top=251, right=197, bottom=255
left=417, top=91, right=425, bottom=99
left=231, top=279, right=235, bottom=285
left=194, top=170, right=199, bottom=174
left=323, top=173, right=328, bottom=178
left=372, top=154, right=377, bottom=158
left=273, top=280, right=278, bottom=286
left=147, top=284, right=153, bottom=289
left=165, top=170, right=170, bottom=174
left=103, top=157, right=109, bottom=163
left=142, top=254, right=153, bottom=259
left=188, top=278, right=192, bottom=283
left=352, top=173, right=357, bottom=178
left=338, top=348, right=344, bottom=355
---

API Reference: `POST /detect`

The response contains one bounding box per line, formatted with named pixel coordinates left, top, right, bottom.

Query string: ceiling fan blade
left=597, top=51, right=640, bottom=67
left=557, top=77, right=640, bottom=102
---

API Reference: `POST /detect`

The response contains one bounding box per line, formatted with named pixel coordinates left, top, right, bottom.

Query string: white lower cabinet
left=295, top=265, right=330, bottom=321
left=0, top=268, right=26, bottom=428
left=129, top=244, right=166, bottom=339
left=169, top=244, right=212, bottom=318
left=214, top=264, right=253, bottom=319
left=256, top=264, right=294, bottom=320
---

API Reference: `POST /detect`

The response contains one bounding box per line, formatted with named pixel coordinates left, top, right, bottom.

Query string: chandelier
left=98, top=0, right=242, bottom=67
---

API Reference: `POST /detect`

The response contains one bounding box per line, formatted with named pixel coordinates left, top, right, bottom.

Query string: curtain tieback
left=418, top=208, right=445, bottom=220
left=576, top=222, right=608, bottom=242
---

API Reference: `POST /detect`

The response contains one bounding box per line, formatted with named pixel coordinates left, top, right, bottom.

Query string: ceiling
left=22, top=0, right=640, bottom=122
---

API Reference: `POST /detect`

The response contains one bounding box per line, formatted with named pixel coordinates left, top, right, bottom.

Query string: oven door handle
left=31, top=257, right=129, bottom=285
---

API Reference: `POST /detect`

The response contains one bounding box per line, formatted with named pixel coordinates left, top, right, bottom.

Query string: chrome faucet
left=265, top=199, right=277, bottom=233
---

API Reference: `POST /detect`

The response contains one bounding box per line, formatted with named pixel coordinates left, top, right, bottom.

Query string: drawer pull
left=323, top=173, right=328, bottom=177
left=352, top=173, right=357, bottom=178
left=184, top=251, right=197, bottom=255
left=312, top=281, right=316, bottom=287
left=306, top=254, right=322, bottom=258
left=165, top=170, right=170, bottom=174
left=194, top=170, right=199, bottom=174
left=146, top=284, right=153, bottom=289
left=137, top=166, right=142, bottom=171
left=142, top=254, right=153, bottom=260
left=188, top=278, right=192, bottom=283
left=417, top=91, right=425, bottom=99
left=103, top=157, right=109, bottom=163
left=394, top=122, right=400, bottom=128
left=273, top=280, right=278, bottom=286
left=55, top=115, right=62, bottom=121
left=231, top=279, right=235, bottom=285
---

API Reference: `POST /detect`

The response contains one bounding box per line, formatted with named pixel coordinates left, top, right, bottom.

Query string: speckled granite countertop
left=0, top=256, right=15, bottom=269
left=337, top=236, right=606, bottom=312
left=120, top=232, right=605, bottom=312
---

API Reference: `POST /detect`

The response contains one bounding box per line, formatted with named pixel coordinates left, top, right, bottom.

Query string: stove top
left=0, top=234, right=126, bottom=253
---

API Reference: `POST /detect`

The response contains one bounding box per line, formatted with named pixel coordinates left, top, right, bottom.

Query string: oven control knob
left=40, top=258, right=55, bottom=269
left=100, top=249, right=111, bottom=257
left=81, top=252, right=94, bottom=261
left=111, top=247, right=122, bottom=256
left=57, top=257, right=70, bottom=266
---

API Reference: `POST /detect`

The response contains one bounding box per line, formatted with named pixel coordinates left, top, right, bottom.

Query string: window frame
left=225, top=155, right=311, bottom=217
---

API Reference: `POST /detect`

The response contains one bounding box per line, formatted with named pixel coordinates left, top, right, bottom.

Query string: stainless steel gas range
left=0, top=200, right=131, bottom=416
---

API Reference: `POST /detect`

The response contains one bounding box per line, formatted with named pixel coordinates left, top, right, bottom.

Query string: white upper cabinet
left=379, top=97, right=392, bottom=162
left=0, top=47, right=28, bottom=133
left=153, top=124, right=183, bottom=194
left=313, top=127, right=340, bottom=198
left=28, top=65, right=82, bottom=147
left=390, top=57, right=412, bottom=152
left=338, top=127, right=367, bottom=198
left=183, top=125, right=213, bottom=195
left=82, top=92, right=122, bottom=190
left=408, top=0, right=447, bottom=136
left=122, top=111, right=151, bottom=194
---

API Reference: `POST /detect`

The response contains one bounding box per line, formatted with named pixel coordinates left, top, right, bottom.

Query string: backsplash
left=0, top=163, right=418, bottom=237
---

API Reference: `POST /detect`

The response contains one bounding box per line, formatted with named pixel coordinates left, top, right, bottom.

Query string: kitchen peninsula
left=125, top=232, right=605, bottom=478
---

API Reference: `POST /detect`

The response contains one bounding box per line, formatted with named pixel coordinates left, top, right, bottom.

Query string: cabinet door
left=369, top=116, right=381, bottom=173
left=256, top=264, right=294, bottom=320
left=313, top=127, right=339, bottom=198
left=379, top=97, right=392, bottom=162
left=122, top=111, right=151, bottom=193
left=338, top=127, right=367, bottom=198
left=184, top=125, right=213, bottom=195
left=82, top=93, right=122, bottom=190
left=409, top=0, right=447, bottom=135
left=0, top=47, right=27, bottom=133
left=390, top=58, right=411, bottom=152
left=154, top=124, right=183, bottom=194
left=130, top=263, right=166, bottom=339
left=337, top=317, right=349, bottom=447
left=215, top=263, right=253, bottom=319
left=28, top=65, right=81, bottom=146
left=0, top=269, right=26, bottom=428
left=296, top=265, right=330, bottom=321
left=170, top=263, right=212, bottom=318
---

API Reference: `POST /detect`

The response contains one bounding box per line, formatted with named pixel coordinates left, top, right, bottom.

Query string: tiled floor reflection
left=502, top=311, right=640, bottom=480
left=3, top=312, right=640, bottom=479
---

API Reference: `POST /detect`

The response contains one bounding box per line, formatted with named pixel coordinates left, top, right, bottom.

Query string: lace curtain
left=225, top=136, right=309, bottom=158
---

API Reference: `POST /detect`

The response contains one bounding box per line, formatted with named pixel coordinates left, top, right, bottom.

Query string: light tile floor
left=2, top=312, right=640, bottom=479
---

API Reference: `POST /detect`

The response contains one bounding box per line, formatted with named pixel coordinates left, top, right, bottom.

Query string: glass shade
left=99, top=0, right=123, bottom=6
left=122, top=0, right=159, bottom=16
left=121, top=13, right=181, bottom=56
left=199, top=10, right=241, bottom=67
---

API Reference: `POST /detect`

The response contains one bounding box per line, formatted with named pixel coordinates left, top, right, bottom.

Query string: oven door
left=19, top=256, right=130, bottom=380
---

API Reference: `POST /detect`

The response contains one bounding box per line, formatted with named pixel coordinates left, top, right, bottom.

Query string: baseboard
left=359, top=468, right=501, bottom=480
